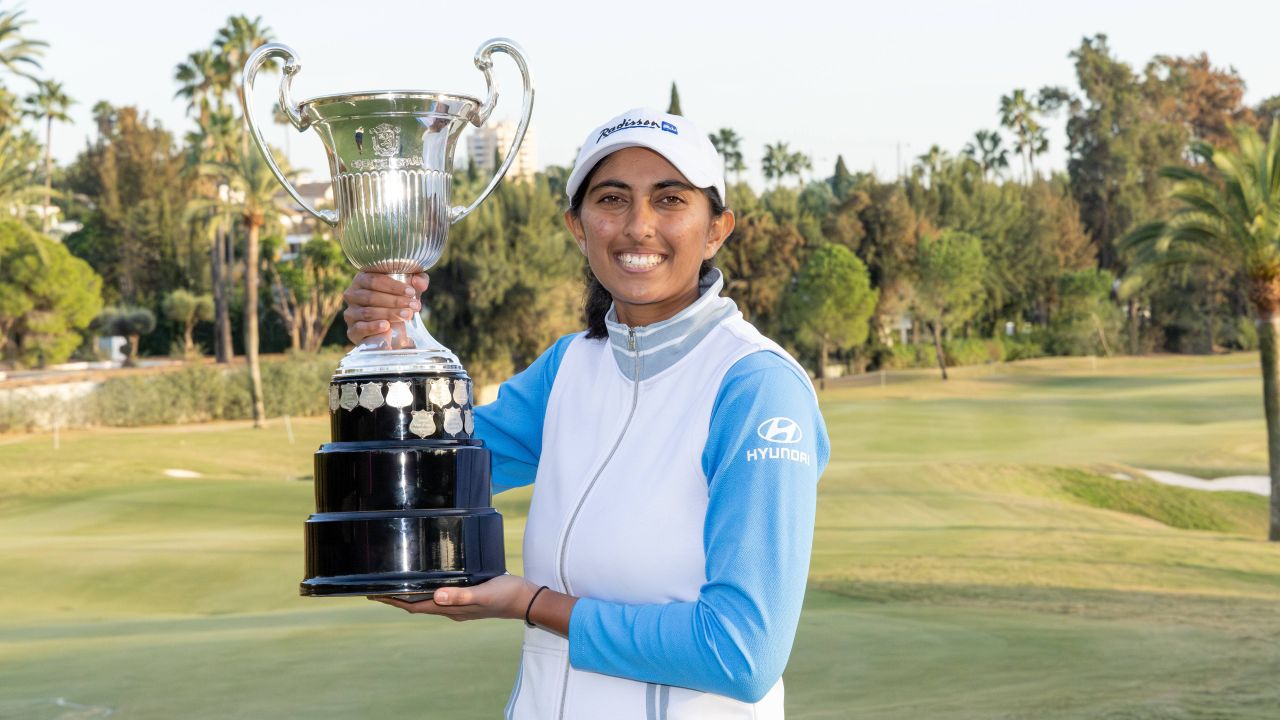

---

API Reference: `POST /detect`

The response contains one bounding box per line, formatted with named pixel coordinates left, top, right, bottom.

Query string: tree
left=829, top=155, right=855, bottom=199
left=717, top=185, right=807, bottom=335
left=0, top=218, right=103, bottom=367
left=91, top=100, right=115, bottom=139
left=98, top=306, right=156, bottom=367
left=784, top=244, right=878, bottom=389
left=913, top=230, right=986, bottom=379
left=1009, top=178, right=1096, bottom=325
left=204, top=143, right=284, bottom=427
left=264, top=235, right=347, bottom=352
left=0, top=122, right=41, bottom=213
left=914, top=145, right=949, bottom=187
left=1065, top=34, right=1187, bottom=271
left=174, top=49, right=224, bottom=130
left=176, top=34, right=241, bottom=364
left=963, top=129, right=1010, bottom=181
left=667, top=82, right=682, bottom=116
left=162, top=288, right=214, bottom=356
left=1047, top=270, right=1122, bottom=356
left=21, top=78, right=73, bottom=233
left=999, top=88, right=1049, bottom=181
left=787, top=149, right=812, bottom=187
left=762, top=142, right=810, bottom=189
left=62, top=106, right=193, bottom=304
left=0, top=6, right=44, bottom=81
left=1146, top=53, right=1253, bottom=148
left=1257, top=95, right=1280, bottom=137
left=428, top=172, right=581, bottom=382
left=1121, top=124, right=1280, bottom=540
left=214, top=14, right=273, bottom=151
left=762, top=142, right=790, bottom=188
left=709, top=128, right=745, bottom=186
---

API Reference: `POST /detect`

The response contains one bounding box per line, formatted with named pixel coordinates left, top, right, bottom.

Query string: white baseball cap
left=565, top=107, right=726, bottom=204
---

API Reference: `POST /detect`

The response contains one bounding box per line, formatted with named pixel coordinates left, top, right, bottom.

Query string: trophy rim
left=301, top=89, right=482, bottom=112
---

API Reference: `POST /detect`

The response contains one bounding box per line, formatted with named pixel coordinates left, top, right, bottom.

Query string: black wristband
left=524, top=585, right=550, bottom=629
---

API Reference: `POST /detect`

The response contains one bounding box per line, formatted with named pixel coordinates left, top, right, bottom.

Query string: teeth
left=618, top=253, right=665, bottom=269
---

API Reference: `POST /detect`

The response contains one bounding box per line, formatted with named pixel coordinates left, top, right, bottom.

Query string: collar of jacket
left=603, top=267, right=739, bottom=382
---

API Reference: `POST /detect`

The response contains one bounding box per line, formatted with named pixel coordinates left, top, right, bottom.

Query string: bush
left=1222, top=316, right=1258, bottom=352
left=882, top=342, right=933, bottom=369
left=89, top=353, right=343, bottom=427
left=944, top=338, right=1004, bottom=366
left=879, top=338, right=1006, bottom=369
left=260, top=352, right=343, bottom=418
left=1000, top=332, right=1049, bottom=361
left=91, top=367, right=230, bottom=426
left=0, top=392, right=43, bottom=433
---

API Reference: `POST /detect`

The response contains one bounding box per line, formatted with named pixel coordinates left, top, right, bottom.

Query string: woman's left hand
left=370, top=574, right=539, bottom=622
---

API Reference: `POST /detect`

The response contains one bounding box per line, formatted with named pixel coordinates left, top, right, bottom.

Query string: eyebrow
left=588, top=178, right=697, bottom=193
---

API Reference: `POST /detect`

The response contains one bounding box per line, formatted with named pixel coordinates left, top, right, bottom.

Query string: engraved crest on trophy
left=242, top=37, right=532, bottom=599
left=372, top=122, right=400, bottom=157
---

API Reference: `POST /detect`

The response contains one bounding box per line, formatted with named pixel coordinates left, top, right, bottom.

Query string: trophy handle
left=242, top=43, right=338, bottom=226
left=449, top=38, right=535, bottom=225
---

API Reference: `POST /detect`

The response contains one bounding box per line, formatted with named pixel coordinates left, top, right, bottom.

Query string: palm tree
left=0, top=125, right=41, bottom=210
left=999, top=89, right=1048, bottom=181
left=915, top=144, right=948, bottom=185
left=215, top=14, right=273, bottom=152
left=21, top=79, right=73, bottom=233
left=91, top=100, right=115, bottom=140
left=762, top=142, right=790, bottom=189
left=174, top=49, right=222, bottom=129
left=1121, top=124, right=1280, bottom=540
left=203, top=142, right=288, bottom=427
left=963, top=129, right=1010, bottom=181
left=0, top=6, right=45, bottom=81
left=709, top=128, right=745, bottom=186
left=786, top=150, right=812, bottom=188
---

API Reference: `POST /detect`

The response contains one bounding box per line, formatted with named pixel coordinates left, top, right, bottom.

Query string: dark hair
left=569, top=161, right=728, bottom=339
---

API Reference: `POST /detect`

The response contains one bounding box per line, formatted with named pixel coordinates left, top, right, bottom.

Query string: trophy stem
left=386, top=272, right=415, bottom=350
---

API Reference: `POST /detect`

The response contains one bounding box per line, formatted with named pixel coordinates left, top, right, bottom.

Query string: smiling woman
left=569, top=145, right=733, bottom=337
left=346, top=108, right=830, bottom=719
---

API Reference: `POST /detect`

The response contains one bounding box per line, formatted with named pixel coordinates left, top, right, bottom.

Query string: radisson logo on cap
left=596, top=117, right=679, bottom=144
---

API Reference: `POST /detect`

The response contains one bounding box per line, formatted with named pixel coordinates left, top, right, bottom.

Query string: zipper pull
left=628, top=328, right=636, bottom=351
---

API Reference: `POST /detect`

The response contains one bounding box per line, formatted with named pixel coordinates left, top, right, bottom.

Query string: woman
left=350, top=108, right=829, bottom=719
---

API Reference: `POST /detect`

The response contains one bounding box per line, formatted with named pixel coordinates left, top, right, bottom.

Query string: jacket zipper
left=554, top=326, right=641, bottom=719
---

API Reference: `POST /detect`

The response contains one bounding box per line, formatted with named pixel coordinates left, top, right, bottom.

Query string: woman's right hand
left=342, top=272, right=430, bottom=345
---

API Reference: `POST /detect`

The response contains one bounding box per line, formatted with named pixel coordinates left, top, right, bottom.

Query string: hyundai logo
left=757, top=417, right=802, bottom=444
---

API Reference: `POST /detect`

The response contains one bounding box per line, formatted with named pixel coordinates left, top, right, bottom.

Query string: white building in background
left=466, top=121, right=537, bottom=182
left=276, top=180, right=335, bottom=260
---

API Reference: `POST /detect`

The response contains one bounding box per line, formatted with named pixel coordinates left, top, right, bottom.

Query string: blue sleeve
left=472, top=333, right=577, bottom=493
left=567, top=351, right=829, bottom=703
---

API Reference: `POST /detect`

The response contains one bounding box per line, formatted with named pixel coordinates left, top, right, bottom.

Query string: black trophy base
left=301, top=570, right=506, bottom=599
left=302, top=507, right=505, bottom=598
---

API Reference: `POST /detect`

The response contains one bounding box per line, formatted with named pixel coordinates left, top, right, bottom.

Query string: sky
left=20, top=0, right=1280, bottom=189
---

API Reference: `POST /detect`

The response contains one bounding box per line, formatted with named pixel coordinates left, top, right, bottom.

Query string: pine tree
left=667, top=82, right=682, bottom=116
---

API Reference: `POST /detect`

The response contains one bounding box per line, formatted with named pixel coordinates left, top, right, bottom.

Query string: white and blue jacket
left=474, top=269, right=830, bottom=720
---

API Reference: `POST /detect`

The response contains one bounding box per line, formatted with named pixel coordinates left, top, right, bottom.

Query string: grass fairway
left=2, top=353, right=1278, bottom=719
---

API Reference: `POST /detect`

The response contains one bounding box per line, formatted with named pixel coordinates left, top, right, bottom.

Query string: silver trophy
left=243, top=38, right=533, bottom=376
left=241, top=39, right=531, bottom=599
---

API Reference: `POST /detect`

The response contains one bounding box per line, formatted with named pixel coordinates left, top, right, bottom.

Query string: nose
left=623, top=197, right=657, bottom=242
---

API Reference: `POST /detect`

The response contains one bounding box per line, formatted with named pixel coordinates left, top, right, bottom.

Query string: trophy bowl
left=241, top=38, right=534, bottom=599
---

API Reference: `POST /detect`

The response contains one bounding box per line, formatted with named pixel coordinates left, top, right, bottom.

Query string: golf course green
left=2, top=352, right=1277, bottom=719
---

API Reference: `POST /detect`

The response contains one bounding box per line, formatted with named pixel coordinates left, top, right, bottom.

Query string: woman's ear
left=563, top=210, right=587, bottom=255
left=703, top=209, right=735, bottom=260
